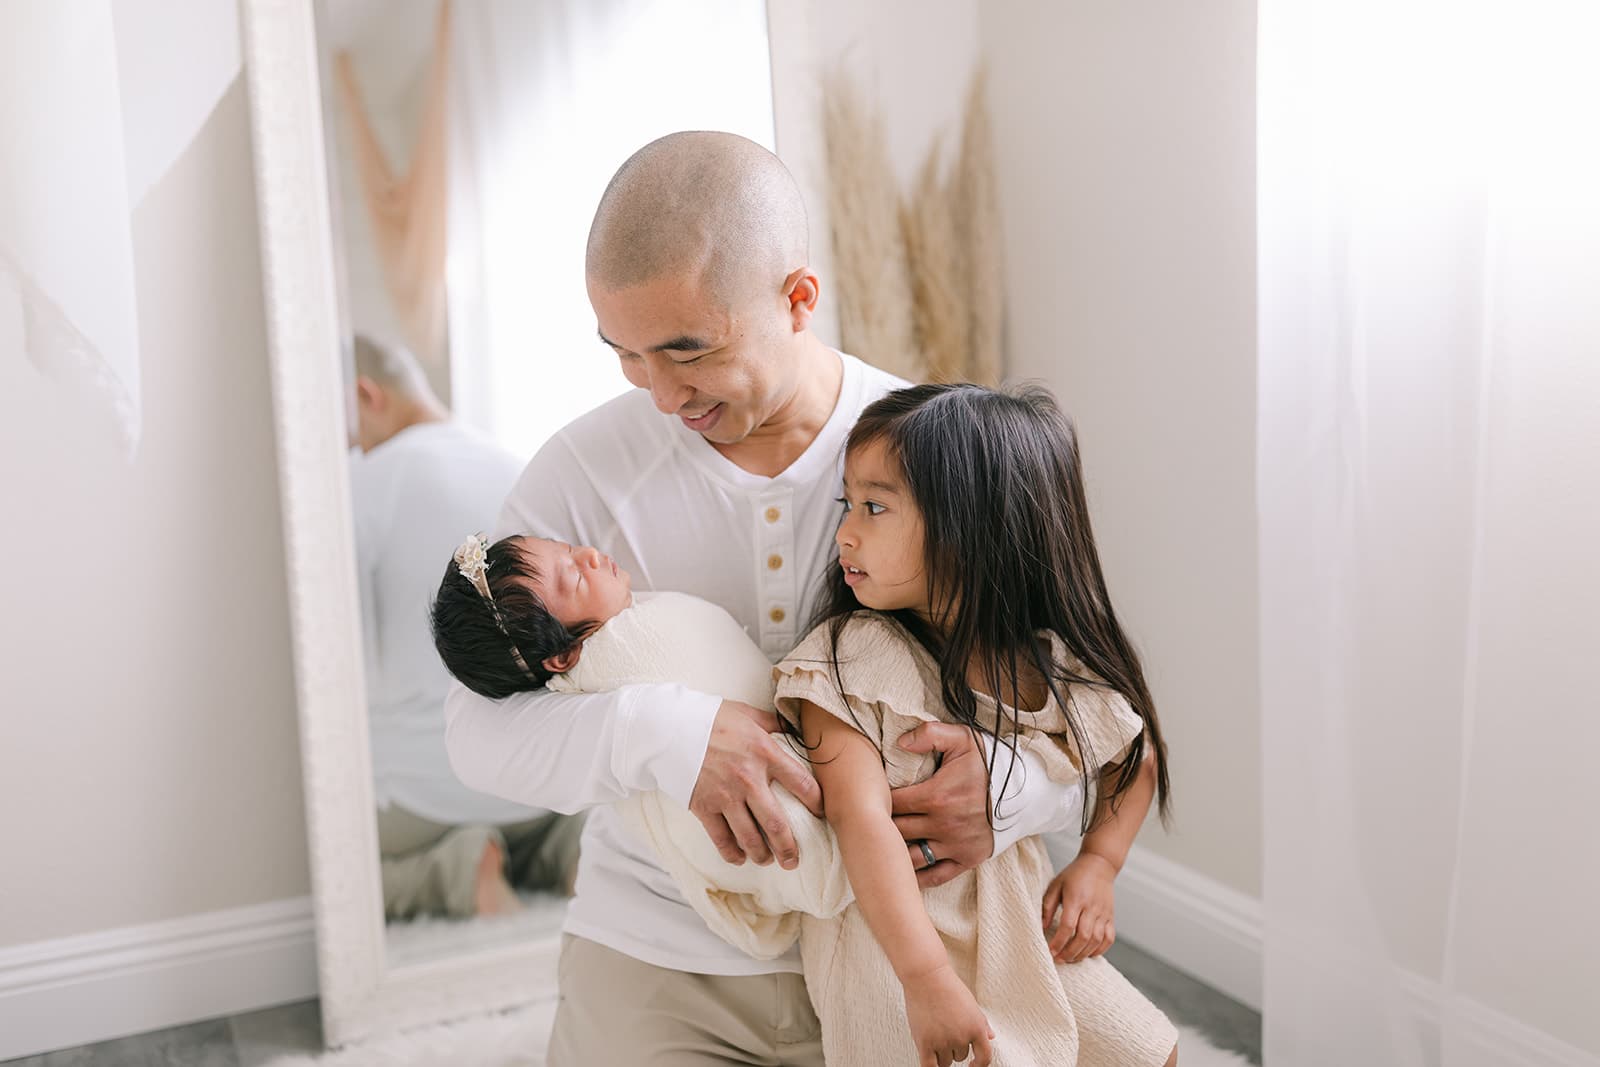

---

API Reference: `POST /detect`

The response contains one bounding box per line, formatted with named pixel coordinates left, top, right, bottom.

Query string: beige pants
left=546, top=934, right=824, bottom=1066
left=376, top=806, right=586, bottom=920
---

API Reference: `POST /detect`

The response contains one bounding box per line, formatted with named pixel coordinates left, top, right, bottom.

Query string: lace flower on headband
left=453, top=533, right=493, bottom=601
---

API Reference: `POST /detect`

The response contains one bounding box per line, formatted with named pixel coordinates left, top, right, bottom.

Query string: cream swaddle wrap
left=546, top=591, right=853, bottom=958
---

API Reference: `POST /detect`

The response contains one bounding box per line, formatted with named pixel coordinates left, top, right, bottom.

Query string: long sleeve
left=443, top=679, right=721, bottom=812
left=984, top=734, right=1087, bottom=856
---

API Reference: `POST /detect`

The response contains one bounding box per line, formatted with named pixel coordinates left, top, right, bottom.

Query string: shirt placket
left=755, top=489, right=797, bottom=657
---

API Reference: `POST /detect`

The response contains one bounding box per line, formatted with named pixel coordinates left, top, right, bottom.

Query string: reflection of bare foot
left=473, top=839, right=522, bottom=917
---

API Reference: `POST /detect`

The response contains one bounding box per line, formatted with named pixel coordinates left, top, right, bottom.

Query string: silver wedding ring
left=917, top=840, right=937, bottom=870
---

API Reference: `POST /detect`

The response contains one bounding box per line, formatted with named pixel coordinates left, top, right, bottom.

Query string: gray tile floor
left=1106, top=941, right=1261, bottom=1063
left=4, top=944, right=1259, bottom=1065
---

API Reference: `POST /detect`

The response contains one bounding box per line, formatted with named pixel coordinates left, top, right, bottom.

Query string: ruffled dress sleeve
left=773, top=613, right=945, bottom=789
left=1047, top=635, right=1148, bottom=773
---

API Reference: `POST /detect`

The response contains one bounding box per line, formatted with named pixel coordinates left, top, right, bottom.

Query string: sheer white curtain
left=446, top=0, right=776, bottom=460
left=1259, top=2, right=1600, bottom=1064
left=1, top=0, right=238, bottom=459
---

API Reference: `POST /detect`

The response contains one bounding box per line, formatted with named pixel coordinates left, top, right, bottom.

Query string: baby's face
left=516, top=537, right=633, bottom=631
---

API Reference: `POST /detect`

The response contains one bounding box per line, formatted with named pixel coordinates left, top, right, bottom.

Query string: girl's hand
left=902, top=964, right=996, bottom=1067
left=1041, top=851, right=1118, bottom=963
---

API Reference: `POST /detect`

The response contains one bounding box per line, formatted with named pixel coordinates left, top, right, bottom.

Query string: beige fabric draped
left=334, top=0, right=451, bottom=369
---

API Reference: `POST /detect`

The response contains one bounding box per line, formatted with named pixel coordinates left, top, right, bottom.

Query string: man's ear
left=355, top=376, right=385, bottom=412
left=781, top=267, right=820, bottom=333
left=542, top=643, right=582, bottom=675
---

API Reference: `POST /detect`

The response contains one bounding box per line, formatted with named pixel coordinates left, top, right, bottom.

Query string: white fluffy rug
left=262, top=1000, right=1253, bottom=1066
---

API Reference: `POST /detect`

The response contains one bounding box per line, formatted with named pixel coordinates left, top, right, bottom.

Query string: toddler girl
left=772, top=382, right=1178, bottom=1066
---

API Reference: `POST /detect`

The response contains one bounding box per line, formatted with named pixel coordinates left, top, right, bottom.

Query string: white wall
left=0, top=79, right=309, bottom=945
left=980, top=2, right=1261, bottom=897
left=808, top=1, right=984, bottom=190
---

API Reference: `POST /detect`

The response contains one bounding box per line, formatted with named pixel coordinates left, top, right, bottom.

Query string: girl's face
left=835, top=439, right=929, bottom=615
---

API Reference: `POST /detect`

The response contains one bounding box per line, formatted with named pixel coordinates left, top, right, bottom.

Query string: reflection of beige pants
left=547, top=934, right=823, bottom=1066
left=376, top=806, right=586, bottom=920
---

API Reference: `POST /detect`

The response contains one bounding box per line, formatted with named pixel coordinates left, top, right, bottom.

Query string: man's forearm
left=443, top=681, right=720, bottom=811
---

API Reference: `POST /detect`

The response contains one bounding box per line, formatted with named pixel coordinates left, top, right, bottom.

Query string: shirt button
left=767, top=554, right=783, bottom=571
left=765, top=506, right=781, bottom=523
left=769, top=607, right=786, bottom=624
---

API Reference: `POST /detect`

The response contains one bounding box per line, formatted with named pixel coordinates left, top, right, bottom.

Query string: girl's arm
left=797, top=701, right=994, bottom=1066
left=1041, top=743, right=1159, bottom=963
left=1081, top=740, right=1160, bottom=871
left=445, top=680, right=720, bottom=811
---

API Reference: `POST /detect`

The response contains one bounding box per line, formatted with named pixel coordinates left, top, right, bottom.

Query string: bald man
left=444, top=133, right=1084, bottom=1064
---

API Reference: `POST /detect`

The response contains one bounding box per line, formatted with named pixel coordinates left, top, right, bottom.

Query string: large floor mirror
left=243, top=0, right=826, bottom=1047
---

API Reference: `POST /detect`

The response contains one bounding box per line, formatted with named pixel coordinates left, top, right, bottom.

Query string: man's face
left=517, top=537, right=633, bottom=630
left=588, top=272, right=795, bottom=446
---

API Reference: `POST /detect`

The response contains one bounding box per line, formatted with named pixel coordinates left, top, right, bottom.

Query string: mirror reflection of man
left=445, top=134, right=1085, bottom=1064
left=348, top=335, right=585, bottom=920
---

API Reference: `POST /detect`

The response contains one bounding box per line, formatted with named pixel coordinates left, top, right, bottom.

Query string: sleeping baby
left=429, top=532, right=852, bottom=957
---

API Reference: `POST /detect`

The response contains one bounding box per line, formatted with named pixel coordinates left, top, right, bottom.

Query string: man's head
left=351, top=335, right=446, bottom=452
left=585, top=131, right=819, bottom=445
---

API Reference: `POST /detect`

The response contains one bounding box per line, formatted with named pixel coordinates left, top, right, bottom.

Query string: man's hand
left=890, top=722, right=995, bottom=889
left=688, top=700, right=825, bottom=869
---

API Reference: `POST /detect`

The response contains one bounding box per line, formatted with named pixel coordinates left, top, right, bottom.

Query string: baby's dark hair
left=430, top=536, right=585, bottom=698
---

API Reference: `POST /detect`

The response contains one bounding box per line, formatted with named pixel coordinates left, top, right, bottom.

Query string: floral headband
left=453, top=533, right=536, bottom=678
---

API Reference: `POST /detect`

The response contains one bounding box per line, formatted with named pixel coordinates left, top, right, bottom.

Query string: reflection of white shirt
left=446, top=352, right=1086, bottom=977
left=350, top=420, right=538, bottom=826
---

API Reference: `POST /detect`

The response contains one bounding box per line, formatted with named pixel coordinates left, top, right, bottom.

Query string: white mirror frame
left=241, top=0, right=830, bottom=1048
left=241, top=0, right=556, bottom=1046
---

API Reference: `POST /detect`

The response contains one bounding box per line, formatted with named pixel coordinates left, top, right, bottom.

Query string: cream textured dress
left=774, top=613, right=1179, bottom=1067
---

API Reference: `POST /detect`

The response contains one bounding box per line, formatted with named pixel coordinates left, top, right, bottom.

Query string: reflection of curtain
left=1259, top=2, right=1600, bottom=1064
left=334, top=0, right=451, bottom=370
left=1, top=0, right=238, bottom=459
left=446, top=0, right=775, bottom=458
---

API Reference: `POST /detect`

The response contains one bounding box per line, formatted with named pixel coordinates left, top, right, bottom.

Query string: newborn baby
left=430, top=533, right=852, bottom=956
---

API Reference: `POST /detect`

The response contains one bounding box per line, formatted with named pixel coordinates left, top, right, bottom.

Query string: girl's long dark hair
left=811, top=382, right=1171, bottom=832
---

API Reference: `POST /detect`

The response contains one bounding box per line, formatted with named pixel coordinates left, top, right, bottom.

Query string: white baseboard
left=1398, top=967, right=1600, bottom=1067
left=0, top=896, right=318, bottom=1061
left=1113, top=843, right=1264, bottom=1012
